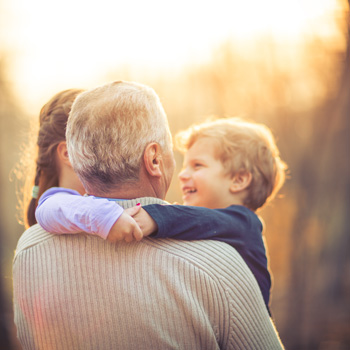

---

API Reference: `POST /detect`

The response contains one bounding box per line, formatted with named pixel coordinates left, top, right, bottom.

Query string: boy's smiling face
left=178, top=137, right=237, bottom=209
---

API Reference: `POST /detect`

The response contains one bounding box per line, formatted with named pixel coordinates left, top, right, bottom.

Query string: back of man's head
left=66, top=81, right=172, bottom=195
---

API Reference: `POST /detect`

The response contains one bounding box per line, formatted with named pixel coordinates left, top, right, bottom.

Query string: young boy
left=36, top=117, right=287, bottom=313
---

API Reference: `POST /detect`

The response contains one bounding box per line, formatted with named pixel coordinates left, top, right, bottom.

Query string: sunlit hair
left=175, top=117, right=288, bottom=211
left=22, top=89, right=84, bottom=227
left=66, top=81, right=172, bottom=195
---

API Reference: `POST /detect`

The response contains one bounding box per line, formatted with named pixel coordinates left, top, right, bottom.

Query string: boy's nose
left=178, top=168, right=190, bottom=181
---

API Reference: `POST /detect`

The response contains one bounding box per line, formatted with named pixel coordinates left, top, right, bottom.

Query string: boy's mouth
left=182, top=187, right=197, bottom=195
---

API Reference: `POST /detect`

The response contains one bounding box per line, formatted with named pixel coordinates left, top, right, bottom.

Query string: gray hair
left=66, top=81, right=172, bottom=195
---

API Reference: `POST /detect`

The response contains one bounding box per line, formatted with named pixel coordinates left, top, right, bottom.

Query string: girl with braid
left=25, top=89, right=86, bottom=227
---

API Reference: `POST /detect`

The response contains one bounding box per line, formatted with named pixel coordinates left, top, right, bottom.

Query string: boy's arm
left=36, top=187, right=125, bottom=240
left=141, top=204, right=259, bottom=248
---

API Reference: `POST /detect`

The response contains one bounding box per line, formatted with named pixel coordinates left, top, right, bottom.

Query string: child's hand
left=128, top=206, right=158, bottom=237
left=107, top=206, right=143, bottom=243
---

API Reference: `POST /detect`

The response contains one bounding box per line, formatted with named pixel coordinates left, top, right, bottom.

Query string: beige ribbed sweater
left=13, top=197, right=284, bottom=350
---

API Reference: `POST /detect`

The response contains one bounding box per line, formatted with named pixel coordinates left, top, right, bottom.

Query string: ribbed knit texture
left=13, top=197, right=284, bottom=349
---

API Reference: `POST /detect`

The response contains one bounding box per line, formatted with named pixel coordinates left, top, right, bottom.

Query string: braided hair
left=26, top=89, right=84, bottom=226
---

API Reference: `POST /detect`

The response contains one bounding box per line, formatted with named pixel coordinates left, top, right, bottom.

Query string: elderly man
left=13, top=81, right=283, bottom=349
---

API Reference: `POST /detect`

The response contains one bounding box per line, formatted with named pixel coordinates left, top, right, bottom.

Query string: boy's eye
left=194, top=163, right=203, bottom=168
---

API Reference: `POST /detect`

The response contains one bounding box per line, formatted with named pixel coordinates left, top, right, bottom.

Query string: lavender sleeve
left=35, top=187, right=123, bottom=239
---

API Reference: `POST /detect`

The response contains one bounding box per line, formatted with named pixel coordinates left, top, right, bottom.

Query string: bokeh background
left=1, top=0, right=349, bottom=349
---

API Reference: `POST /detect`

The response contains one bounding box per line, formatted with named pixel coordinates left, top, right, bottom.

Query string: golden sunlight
left=1, top=0, right=345, bottom=111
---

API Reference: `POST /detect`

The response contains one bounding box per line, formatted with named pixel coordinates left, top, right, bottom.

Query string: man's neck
left=86, top=165, right=167, bottom=200
left=88, top=181, right=161, bottom=200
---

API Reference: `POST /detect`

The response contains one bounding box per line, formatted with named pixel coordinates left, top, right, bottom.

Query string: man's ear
left=230, top=171, right=252, bottom=193
left=143, top=143, right=162, bottom=177
left=56, top=141, right=72, bottom=167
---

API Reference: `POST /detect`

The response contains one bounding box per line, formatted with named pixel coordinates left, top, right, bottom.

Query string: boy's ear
left=230, top=171, right=252, bottom=193
left=143, top=143, right=162, bottom=178
left=56, top=141, right=71, bottom=167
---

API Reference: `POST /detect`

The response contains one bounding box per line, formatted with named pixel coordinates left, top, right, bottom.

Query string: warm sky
left=0, top=0, right=346, bottom=112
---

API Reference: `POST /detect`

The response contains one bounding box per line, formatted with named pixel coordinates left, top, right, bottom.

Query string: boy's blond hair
left=175, top=117, right=288, bottom=211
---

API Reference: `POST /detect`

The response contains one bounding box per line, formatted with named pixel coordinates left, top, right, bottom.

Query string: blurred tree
left=285, top=8, right=350, bottom=349
left=0, top=59, right=26, bottom=350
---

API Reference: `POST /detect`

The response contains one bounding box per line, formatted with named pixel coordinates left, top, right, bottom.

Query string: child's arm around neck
left=36, top=187, right=124, bottom=239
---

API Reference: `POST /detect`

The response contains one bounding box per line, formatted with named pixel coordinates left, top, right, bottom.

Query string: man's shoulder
left=145, top=237, right=239, bottom=260
left=143, top=238, right=255, bottom=283
left=14, top=224, right=56, bottom=261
